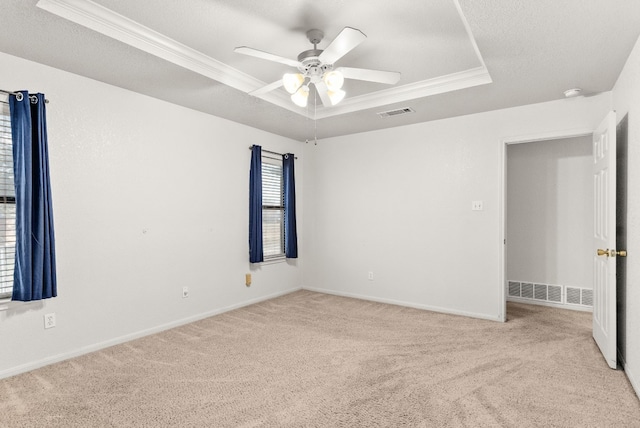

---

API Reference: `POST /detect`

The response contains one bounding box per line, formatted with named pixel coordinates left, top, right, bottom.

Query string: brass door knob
left=597, top=248, right=628, bottom=257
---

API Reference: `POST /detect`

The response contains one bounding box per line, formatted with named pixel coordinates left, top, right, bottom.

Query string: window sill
left=259, top=256, right=287, bottom=265
left=0, top=297, right=11, bottom=311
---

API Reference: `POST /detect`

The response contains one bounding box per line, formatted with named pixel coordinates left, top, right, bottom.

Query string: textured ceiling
left=1, top=0, right=640, bottom=141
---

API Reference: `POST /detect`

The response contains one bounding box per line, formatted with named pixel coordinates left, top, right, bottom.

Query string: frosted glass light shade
left=323, top=70, right=344, bottom=91
left=283, top=73, right=305, bottom=94
left=291, top=85, right=309, bottom=107
left=328, top=89, right=346, bottom=105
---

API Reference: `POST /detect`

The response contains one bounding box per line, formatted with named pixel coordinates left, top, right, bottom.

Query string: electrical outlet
left=182, top=286, right=189, bottom=298
left=44, top=313, right=56, bottom=329
left=368, top=271, right=374, bottom=281
left=472, top=200, right=484, bottom=211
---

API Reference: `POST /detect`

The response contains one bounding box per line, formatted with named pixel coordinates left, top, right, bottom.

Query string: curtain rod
left=249, top=145, right=297, bottom=159
left=0, top=89, right=49, bottom=104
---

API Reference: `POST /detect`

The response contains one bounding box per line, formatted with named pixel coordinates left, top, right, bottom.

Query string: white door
left=592, top=111, right=617, bottom=369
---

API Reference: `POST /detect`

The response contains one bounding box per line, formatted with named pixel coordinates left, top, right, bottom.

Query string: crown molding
left=312, top=67, right=492, bottom=119
left=36, top=0, right=299, bottom=113
left=37, top=0, right=491, bottom=120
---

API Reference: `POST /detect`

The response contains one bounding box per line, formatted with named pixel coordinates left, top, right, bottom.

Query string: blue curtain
left=9, top=91, right=57, bottom=301
left=249, top=145, right=263, bottom=263
left=283, top=153, right=298, bottom=258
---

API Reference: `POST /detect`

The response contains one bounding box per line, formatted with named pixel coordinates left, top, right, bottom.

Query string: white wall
left=507, top=136, right=593, bottom=289
left=612, top=35, right=640, bottom=398
left=303, top=95, right=610, bottom=321
left=0, top=52, right=304, bottom=377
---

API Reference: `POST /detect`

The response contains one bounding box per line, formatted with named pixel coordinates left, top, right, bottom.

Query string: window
left=0, top=100, right=15, bottom=298
left=262, top=156, right=284, bottom=259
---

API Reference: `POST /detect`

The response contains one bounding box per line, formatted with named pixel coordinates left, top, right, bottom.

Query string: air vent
left=521, top=283, right=534, bottom=299
left=581, top=289, right=593, bottom=306
left=377, top=107, right=415, bottom=118
left=508, top=281, right=521, bottom=297
left=548, top=285, right=562, bottom=303
left=534, top=284, right=547, bottom=300
left=507, top=281, right=592, bottom=309
left=566, top=287, right=581, bottom=305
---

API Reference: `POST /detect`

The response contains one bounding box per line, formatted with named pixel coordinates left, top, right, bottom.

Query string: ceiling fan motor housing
left=297, top=29, right=333, bottom=79
left=298, top=49, right=333, bottom=78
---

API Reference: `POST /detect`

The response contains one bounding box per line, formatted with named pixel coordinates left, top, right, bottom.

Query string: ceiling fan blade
left=234, top=46, right=301, bottom=68
left=336, top=67, right=401, bottom=85
left=249, top=80, right=284, bottom=96
left=314, top=81, right=332, bottom=107
left=318, top=27, right=366, bottom=64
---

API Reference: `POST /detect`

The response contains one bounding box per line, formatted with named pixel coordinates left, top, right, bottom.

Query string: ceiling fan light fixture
left=328, top=89, right=346, bottom=105
left=291, top=85, right=309, bottom=107
left=323, top=70, right=344, bottom=91
left=283, top=73, right=305, bottom=94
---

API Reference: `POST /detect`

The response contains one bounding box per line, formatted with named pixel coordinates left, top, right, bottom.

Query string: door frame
left=499, top=127, right=594, bottom=322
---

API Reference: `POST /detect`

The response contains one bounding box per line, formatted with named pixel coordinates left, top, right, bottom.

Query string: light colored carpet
left=1, top=290, right=639, bottom=427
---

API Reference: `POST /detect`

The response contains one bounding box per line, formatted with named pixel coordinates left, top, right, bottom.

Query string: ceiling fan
left=235, top=27, right=401, bottom=108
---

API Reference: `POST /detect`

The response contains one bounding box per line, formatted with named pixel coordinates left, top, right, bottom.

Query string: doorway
left=501, top=117, right=628, bottom=368
left=505, top=135, right=593, bottom=315
left=502, top=130, right=593, bottom=321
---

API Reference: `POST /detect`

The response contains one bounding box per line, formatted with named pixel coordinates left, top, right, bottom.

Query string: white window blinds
left=262, top=157, right=284, bottom=258
left=0, top=100, right=15, bottom=298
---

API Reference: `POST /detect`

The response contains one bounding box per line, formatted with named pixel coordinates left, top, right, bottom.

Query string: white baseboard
left=507, top=297, right=593, bottom=312
left=303, top=286, right=502, bottom=322
left=0, top=287, right=302, bottom=380
left=619, top=354, right=640, bottom=400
